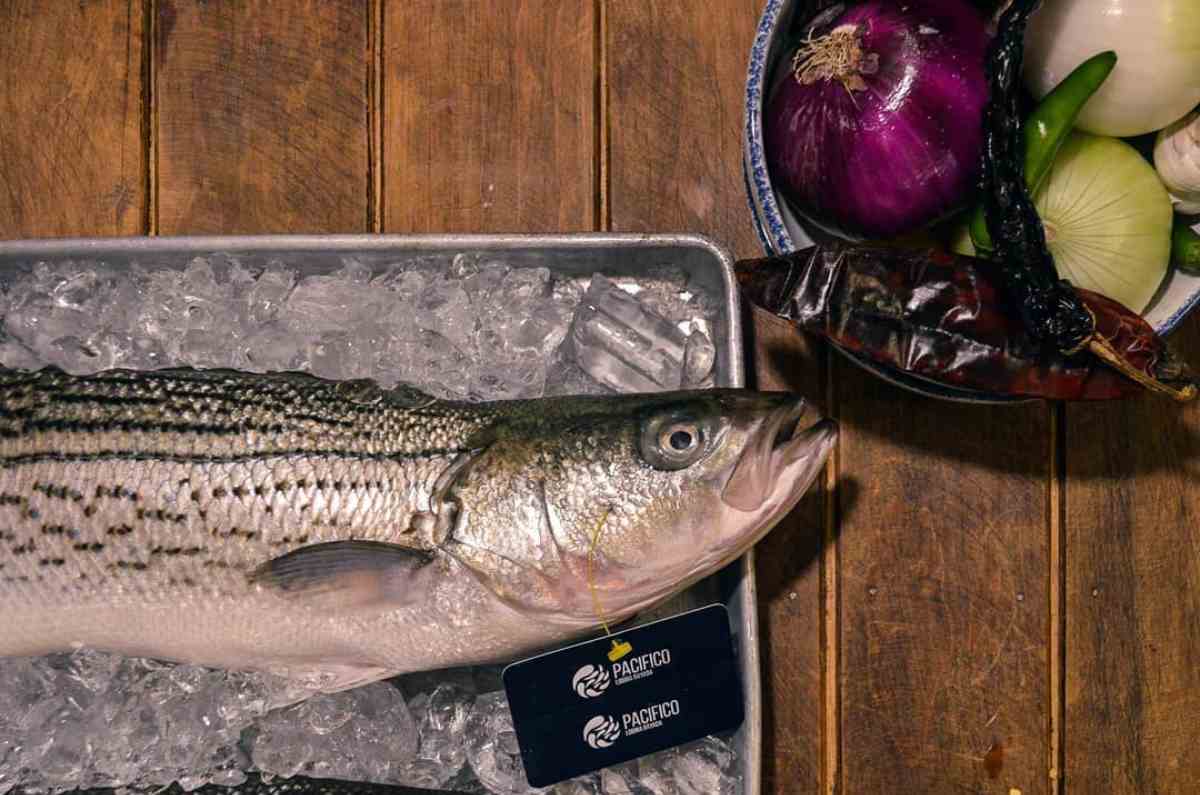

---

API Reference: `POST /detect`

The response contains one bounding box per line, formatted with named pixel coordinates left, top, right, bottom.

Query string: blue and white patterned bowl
left=742, top=0, right=1200, bottom=403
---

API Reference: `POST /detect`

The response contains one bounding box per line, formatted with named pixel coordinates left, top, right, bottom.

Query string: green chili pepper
left=968, top=50, right=1118, bottom=252
left=1174, top=218, right=1200, bottom=274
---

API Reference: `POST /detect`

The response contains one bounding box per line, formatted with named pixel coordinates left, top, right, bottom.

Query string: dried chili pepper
left=967, top=49, right=1118, bottom=253
left=978, top=0, right=1196, bottom=400
left=735, top=243, right=1198, bottom=401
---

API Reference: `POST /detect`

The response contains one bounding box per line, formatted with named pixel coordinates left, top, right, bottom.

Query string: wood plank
left=382, top=0, right=596, bottom=234
left=607, top=0, right=762, bottom=259
left=606, top=2, right=825, bottom=792
left=0, top=1, right=145, bottom=238
left=837, top=369, right=1052, bottom=794
left=1064, top=313, right=1200, bottom=793
left=750, top=311, right=828, bottom=794
left=155, top=0, right=370, bottom=234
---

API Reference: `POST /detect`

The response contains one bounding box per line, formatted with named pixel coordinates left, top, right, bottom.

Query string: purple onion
left=764, top=0, right=990, bottom=240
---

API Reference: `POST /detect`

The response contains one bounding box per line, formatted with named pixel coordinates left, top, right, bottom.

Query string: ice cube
left=49, top=266, right=99, bottom=310
left=179, top=327, right=234, bottom=370
left=551, top=275, right=586, bottom=311
left=65, top=648, right=121, bottom=694
left=598, top=764, right=642, bottom=794
left=551, top=775, right=603, bottom=794
left=0, top=335, right=43, bottom=369
left=385, top=329, right=471, bottom=399
left=286, top=275, right=374, bottom=334
left=465, top=691, right=545, bottom=794
left=243, top=322, right=305, bottom=372
left=418, top=274, right=475, bottom=353
left=79, top=330, right=134, bottom=372
left=6, top=301, right=100, bottom=363
left=306, top=331, right=358, bottom=381
left=682, top=329, right=716, bottom=387
left=250, top=682, right=418, bottom=785
left=247, top=268, right=297, bottom=325
left=478, top=268, right=573, bottom=360
left=303, top=692, right=353, bottom=735
left=462, top=259, right=512, bottom=307
left=569, top=275, right=689, bottom=393
left=635, top=736, right=739, bottom=795
left=397, top=683, right=473, bottom=788
left=182, top=257, right=220, bottom=302
left=626, top=271, right=707, bottom=325
left=469, top=268, right=576, bottom=400
left=543, top=350, right=613, bottom=398
left=336, top=257, right=374, bottom=284
left=374, top=268, right=428, bottom=307
left=449, top=252, right=482, bottom=280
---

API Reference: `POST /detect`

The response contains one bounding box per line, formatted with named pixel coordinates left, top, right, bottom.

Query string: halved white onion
left=1034, top=133, right=1172, bottom=314
left=952, top=132, right=1173, bottom=314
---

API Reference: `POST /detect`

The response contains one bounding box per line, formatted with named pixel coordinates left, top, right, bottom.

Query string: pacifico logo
left=572, top=664, right=612, bottom=698
left=582, top=715, right=621, bottom=749
left=571, top=648, right=673, bottom=699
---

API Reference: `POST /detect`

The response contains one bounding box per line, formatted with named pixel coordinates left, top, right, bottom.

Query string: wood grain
left=382, top=0, right=596, bottom=234
left=1064, top=312, right=1200, bottom=794
left=155, top=0, right=370, bottom=234
left=606, top=2, right=826, bottom=791
left=0, top=1, right=145, bottom=238
left=607, top=0, right=762, bottom=260
left=836, top=368, right=1052, bottom=795
left=750, top=311, right=829, bottom=794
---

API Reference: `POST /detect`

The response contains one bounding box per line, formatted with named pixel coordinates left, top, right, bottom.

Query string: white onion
left=1035, top=133, right=1172, bottom=314
left=1154, top=110, right=1200, bottom=215
left=1023, top=0, right=1200, bottom=138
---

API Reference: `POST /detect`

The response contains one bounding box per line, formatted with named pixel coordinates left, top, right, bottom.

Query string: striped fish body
left=0, top=366, right=514, bottom=689
left=0, top=365, right=836, bottom=691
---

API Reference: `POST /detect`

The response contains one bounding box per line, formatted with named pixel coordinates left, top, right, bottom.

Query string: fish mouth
left=721, top=396, right=837, bottom=513
left=767, top=398, right=809, bottom=454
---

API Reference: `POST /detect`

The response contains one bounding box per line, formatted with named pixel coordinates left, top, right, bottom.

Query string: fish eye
left=640, top=412, right=709, bottom=471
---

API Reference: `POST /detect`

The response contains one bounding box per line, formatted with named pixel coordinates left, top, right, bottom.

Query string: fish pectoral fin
left=248, top=540, right=435, bottom=611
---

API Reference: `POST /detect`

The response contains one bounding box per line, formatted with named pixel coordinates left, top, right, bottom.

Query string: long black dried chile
left=979, top=0, right=1094, bottom=355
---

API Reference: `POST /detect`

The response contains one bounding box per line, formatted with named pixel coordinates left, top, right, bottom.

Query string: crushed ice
left=0, top=255, right=733, bottom=794
left=0, top=253, right=716, bottom=399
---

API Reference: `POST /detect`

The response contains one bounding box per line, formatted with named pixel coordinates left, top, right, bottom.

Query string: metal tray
left=0, top=233, right=761, bottom=795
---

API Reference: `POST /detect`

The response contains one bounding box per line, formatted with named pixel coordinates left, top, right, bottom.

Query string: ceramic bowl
left=742, top=0, right=1200, bottom=403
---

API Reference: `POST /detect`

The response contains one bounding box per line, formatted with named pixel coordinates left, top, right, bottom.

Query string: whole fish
left=0, top=365, right=834, bottom=691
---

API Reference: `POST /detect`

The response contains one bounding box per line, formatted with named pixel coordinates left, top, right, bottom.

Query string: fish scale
left=0, top=363, right=836, bottom=691
left=2, top=456, right=450, bottom=599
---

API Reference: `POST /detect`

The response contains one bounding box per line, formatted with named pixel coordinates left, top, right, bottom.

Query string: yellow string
left=586, top=507, right=613, bottom=637
left=586, top=507, right=635, bottom=662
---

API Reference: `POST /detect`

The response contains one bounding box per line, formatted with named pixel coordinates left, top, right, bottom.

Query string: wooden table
left=2, top=3, right=1197, bottom=793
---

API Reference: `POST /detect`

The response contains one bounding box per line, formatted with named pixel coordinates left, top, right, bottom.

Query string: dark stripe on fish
left=7, top=390, right=363, bottom=431
left=0, top=419, right=284, bottom=439
left=0, top=447, right=468, bottom=469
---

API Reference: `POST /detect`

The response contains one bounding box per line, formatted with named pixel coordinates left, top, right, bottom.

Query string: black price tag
left=502, top=604, right=744, bottom=788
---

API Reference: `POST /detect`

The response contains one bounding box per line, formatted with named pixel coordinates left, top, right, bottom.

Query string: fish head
left=444, top=390, right=836, bottom=626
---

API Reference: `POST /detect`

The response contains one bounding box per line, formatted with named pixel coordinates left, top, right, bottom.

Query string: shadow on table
left=760, top=344, right=1200, bottom=480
